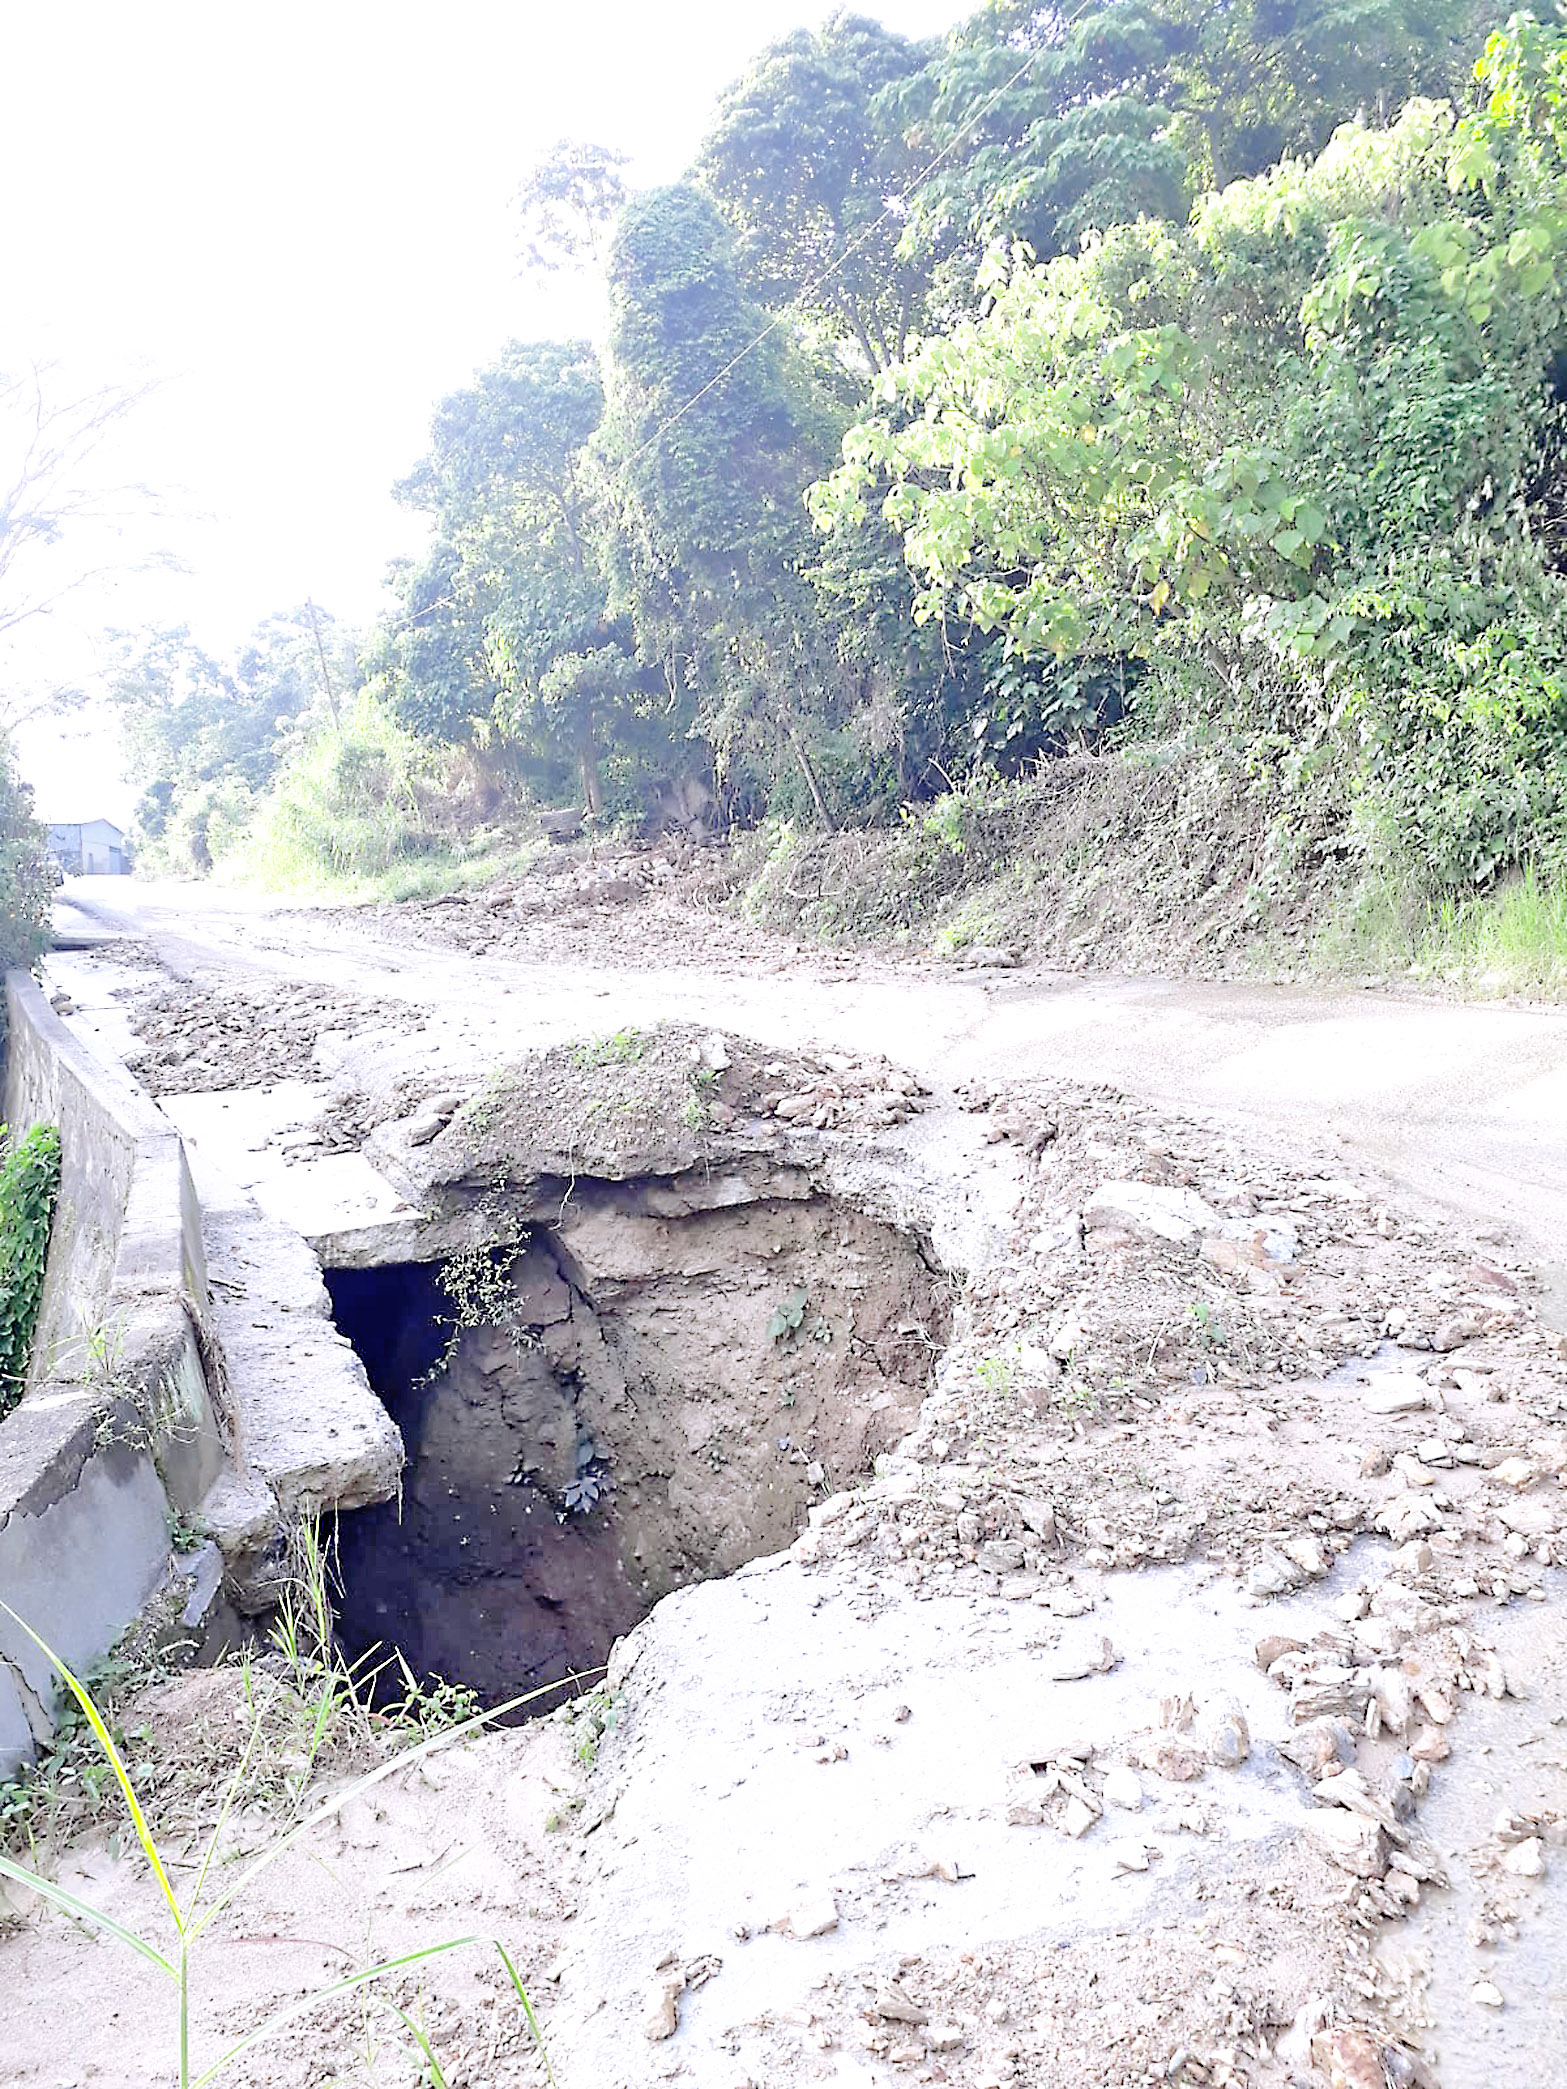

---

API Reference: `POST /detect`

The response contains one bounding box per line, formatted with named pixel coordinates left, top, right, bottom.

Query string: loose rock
left=1307, top=1810, right=1387, bottom=1878
left=1103, top=1765, right=1144, bottom=1811
left=773, top=1895, right=839, bottom=1940
left=642, top=1973, right=686, bottom=2042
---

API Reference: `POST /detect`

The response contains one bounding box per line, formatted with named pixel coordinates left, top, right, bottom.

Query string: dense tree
left=376, top=341, right=676, bottom=815
left=887, top=1, right=1188, bottom=297
left=878, top=0, right=1486, bottom=311
left=696, top=15, right=932, bottom=369
left=369, top=543, right=495, bottom=746
left=112, top=609, right=352, bottom=868
left=1156, top=0, right=1487, bottom=187
left=814, top=13, right=1567, bottom=884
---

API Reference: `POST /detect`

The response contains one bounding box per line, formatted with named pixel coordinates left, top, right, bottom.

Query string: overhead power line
left=396, top=13, right=1082, bottom=632
left=623, top=26, right=1066, bottom=468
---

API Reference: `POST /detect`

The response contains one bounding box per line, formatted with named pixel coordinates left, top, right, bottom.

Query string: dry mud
left=7, top=892, right=1567, bottom=2089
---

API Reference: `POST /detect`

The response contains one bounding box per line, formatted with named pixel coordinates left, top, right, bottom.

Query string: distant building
left=47, top=819, right=129, bottom=876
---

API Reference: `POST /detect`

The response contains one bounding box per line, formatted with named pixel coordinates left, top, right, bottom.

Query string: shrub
left=0, top=741, right=51, bottom=982
left=0, top=1122, right=62, bottom=1415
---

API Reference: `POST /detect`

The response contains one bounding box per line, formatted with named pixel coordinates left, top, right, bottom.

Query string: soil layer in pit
left=325, top=1184, right=948, bottom=1706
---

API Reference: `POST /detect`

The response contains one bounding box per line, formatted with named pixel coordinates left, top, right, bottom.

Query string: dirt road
left=53, top=873, right=1567, bottom=1290
left=19, top=871, right=1567, bottom=2089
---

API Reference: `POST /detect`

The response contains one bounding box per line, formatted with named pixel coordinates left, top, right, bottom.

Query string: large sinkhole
left=324, top=1185, right=949, bottom=1708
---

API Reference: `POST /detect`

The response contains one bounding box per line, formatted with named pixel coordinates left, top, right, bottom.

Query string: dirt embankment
left=736, top=749, right=1355, bottom=976
left=301, top=750, right=1361, bottom=986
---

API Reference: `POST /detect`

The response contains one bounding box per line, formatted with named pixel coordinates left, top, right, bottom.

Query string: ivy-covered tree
left=595, top=183, right=854, bottom=816
left=369, top=542, right=495, bottom=746
left=696, top=14, right=933, bottom=369
left=376, top=341, right=676, bottom=816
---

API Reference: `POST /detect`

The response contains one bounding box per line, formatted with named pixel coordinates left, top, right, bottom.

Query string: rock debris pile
left=571, top=1070, right=1564, bottom=2089
left=370, top=1022, right=931, bottom=1198
left=758, top=1047, right=927, bottom=1133
left=330, top=837, right=938, bottom=980
left=117, top=974, right=413, bottom=1094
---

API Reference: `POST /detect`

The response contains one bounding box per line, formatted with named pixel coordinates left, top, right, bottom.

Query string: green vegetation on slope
left=0, top=1121, right=61, bottom=1415
left=816, top=22, right=1567, bottom=902
left=104, top=2, right=1567, bottom=980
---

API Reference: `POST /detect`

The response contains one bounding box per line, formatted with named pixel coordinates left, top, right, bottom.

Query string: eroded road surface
left=18, top=865, right=1567, bottom=2089
left=51, top=869, right=1567, bottom=1282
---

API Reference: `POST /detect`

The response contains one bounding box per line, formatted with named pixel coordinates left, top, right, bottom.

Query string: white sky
left=2, top=0, right=962, bottom=823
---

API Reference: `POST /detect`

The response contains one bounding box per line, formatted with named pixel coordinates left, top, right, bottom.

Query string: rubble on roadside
left=114, top=974, right=415, bottom=1094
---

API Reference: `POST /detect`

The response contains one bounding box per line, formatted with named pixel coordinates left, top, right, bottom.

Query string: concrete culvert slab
left=326, top=1184, right=949, bottom=1709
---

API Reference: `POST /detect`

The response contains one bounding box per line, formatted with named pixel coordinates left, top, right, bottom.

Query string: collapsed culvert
left=321, top=1025, right=951, bottom=1709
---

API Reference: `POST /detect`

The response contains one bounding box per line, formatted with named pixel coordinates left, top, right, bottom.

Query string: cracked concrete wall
left=5, top=973, right=199, bottom=1379
left=0, top=972, right=229, bottom=1774
left=0, top=1394, right=171, bottom=1767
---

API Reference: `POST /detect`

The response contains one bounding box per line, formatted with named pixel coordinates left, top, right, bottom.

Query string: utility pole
left=305, top=597, right=340, bottom=726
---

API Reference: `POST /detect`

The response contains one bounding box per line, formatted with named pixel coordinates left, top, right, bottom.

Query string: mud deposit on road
left=119, top=970, right=420, bottom=1094
left=8, top=897, right=1567, bottom=2089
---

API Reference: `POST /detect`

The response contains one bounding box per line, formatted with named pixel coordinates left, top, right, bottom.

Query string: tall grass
left=224, top=693, right=547, bottom=901
left=0, top=1600, right=558, bottom=2088
left=1315, top=862, right=1567, bottom=995
left=241, top=691, right=449, bottom=888
left=0, top=1529, right=576, bottom=2080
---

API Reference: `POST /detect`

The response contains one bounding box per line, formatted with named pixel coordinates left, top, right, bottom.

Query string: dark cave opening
left=323, top=1254, right=641, bottom=1717
left=322, top=1195, right=948, bottom=1714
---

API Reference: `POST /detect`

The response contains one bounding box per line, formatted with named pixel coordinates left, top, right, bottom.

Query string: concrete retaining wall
left=0, top=971, right=229, bottom=1773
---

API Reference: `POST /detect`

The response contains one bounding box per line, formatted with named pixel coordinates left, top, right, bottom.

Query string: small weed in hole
left=767, top=1285, right=809, bottom=1343
left=422, top=1238, right=538, bottom=1385
left=560, top=1429, right=612, bottom=1518
left=383, top=1654, right=484, bottom=1741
